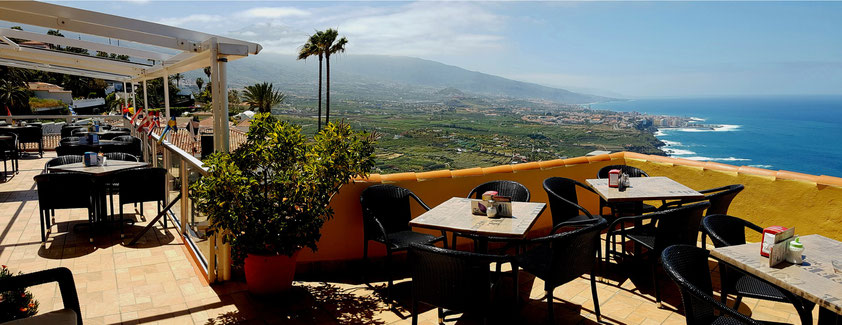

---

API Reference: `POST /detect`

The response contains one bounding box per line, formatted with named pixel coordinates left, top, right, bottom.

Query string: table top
left=711, top=234, right=842, bottom=315
left=409, top=197, right=546, bottom=238
left=586, top=176, right=704, bottom=203
left=48, top=160, right=148, bottom=176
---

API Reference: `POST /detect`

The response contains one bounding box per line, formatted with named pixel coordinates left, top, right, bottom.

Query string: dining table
left=409, top=197, right=547, bottom=252
left=48, top=160, right=149, bottom=230
left=711, top=234, right=842, bottom=325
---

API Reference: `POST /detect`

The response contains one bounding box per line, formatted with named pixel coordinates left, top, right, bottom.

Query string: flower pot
left=244, top=250, right=300, bottom=295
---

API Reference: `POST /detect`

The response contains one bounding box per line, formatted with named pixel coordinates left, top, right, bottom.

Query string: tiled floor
left=0, top=153, right=812, bottom=324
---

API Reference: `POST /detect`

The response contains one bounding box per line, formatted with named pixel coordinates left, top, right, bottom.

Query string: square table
left=711, top=234, right=842, bottom=324
left=586, top=176, right=704, bottom=203
left=409, top=197, right=547, bottom=249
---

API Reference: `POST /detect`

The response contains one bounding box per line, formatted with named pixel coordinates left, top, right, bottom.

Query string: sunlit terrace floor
left=0, top=153, right=817, bottom=324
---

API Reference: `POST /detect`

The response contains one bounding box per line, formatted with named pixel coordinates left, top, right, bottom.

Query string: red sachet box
left=761, top=226, right=792, bottom=257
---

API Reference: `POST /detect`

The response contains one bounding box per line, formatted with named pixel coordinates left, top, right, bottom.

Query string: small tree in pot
left=191, top=113, right=375, bottom=294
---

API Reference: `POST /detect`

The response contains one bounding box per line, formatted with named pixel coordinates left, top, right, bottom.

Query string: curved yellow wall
left=298, top=152, right=842, bottom=264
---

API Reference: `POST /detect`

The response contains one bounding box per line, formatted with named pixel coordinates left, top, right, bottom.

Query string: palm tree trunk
left=318, top=54, right=323, bottom=131
left=326, top=53, right=330, bottom=126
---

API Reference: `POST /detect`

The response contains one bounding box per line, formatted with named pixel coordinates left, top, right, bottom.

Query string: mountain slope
left=205, top=54, right=611, bottom=104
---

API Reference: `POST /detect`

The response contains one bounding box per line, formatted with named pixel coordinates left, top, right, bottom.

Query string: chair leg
left=437, top=307, right=444, bottom=324
left=591, top=271, right=602, bottom=323
left=119, top=203, right=124, bottom=238
left=39, top=210, right=46, bottom=243
left=411, top=299, right=419, bottom=325
left=362, top=240, right=369, bottom=285
left=546, top=289, right=554, bottom=324
left=653, top=262, right=662, bottom=307
left=159, top=202, right=165, bottom=229
left=385, top=248, right=393, bottom=303
left=733, top=295, right=743, bottom=310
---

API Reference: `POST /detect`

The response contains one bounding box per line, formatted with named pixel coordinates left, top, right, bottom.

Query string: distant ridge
left=202, top=54, right=613, bottom=105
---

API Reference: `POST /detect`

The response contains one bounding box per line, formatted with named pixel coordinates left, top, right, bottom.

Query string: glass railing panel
left=185, top=164, right=210, bottom=268
left=167, top=153, right=183, bottom=228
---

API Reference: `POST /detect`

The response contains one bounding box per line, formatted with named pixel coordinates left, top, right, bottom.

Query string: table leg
left=477, top=237, right=489, bottom=254
left=819, top=306, right=841, bottom=325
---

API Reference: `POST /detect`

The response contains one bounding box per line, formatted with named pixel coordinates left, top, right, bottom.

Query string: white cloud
left=236, top=7, right=310, bottom=19
left=157, top=14, right=222, bottom=27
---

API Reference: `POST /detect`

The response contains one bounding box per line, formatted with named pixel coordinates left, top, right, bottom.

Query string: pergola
left=0, top=0, right=262, bottom=152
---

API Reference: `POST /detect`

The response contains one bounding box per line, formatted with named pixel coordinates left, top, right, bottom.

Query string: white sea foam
left=671, top=124, right=741, bottom=133
left=660, top=140, right=682, bottom=146
left=654, top=129, right=667, bottom=136
left=689, top=117, right=706, bottom=122
left=664, top=148, right=696, bottom=155
left=682, top=156, right=751, bottom=162
left=748, top=164, right=774, bottom=169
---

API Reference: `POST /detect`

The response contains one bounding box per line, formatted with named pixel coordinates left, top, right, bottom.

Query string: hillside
left=196, top=54, right=612, bottom=105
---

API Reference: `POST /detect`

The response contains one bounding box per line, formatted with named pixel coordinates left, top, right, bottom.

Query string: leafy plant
left=242, top=82, right=285, bottom=113
left=0, top=266, right=38, bottom=322
left=191, top=113, right=376, bottom=263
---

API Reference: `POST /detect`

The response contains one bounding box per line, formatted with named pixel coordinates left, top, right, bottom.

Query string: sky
left=29, top=1, right=842, bottom=97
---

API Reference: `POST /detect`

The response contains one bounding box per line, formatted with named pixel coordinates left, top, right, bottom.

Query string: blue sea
left=592, top=96, right=842, bottom=177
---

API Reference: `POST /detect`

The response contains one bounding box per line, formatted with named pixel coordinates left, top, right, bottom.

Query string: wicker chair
left=452, top=180, right=531, bottom=250
left=360, top=184, right=447, bottom=301
left=112, top=135, right=143, bottom=159
left=34, top=173, right=95, bottom=243
left=0, top=267, right=82, bottom=325
left=658, top=184, right=745, bottom=248
left=702, top=215, right=814, bottom=324
left=409, top=243, right=512, bottom=325
left=596, top=165, right=658, bottom=217
left=70, top=128, right=88, bottom=136
left=59, top=136, right=82, bottom=144
left=543, top=177, right=603, bottom=230
left=661, top=245, right=786, bottom=325
left=114, top=168, right=167, bottom=238
left=43, top=155, right=84, bottom=173
left=0, top=133, right=18, bottom=180
left=606, top=201, right=711, bottom=305
left=516, top=217, right=608, bottom=323
left=104, top=152, right=139, bottom=162
left=111, top=127, right=131, bottom=132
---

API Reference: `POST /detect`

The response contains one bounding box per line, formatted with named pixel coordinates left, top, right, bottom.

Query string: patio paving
left=0, top=153, right=814, bottom=324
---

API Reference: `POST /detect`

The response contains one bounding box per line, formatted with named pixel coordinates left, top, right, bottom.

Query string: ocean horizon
left=592, top=95, right=842, bottom=177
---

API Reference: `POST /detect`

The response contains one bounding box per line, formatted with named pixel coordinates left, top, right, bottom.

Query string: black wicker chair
left=360, top=184, right=447, bottom=301
left=543, top=177, right=603, bottom=230
left=60, top=136, right=82, bottom=144
left=452, top=180, right=531, bottom=249
left=44, top=155, right=84, bottom=173
left=114, top=168, right=167, bottom=238
left=61, top=125, right=85, bottom=138
left=112, top=135, right=143, bottom=159
left=15, top=125, right=43, bottom=157
left=409, top=243, right=512, bottom=325
left=34, top=173, right=96, bottom=243
left=111, top=127, right=131, bottom=133
left=662, top=245, right=789, bottom=325
left=0, top=267, right=83, bottom=325
left=606, top=201, right=711, bottom=306
left=517, top=217, right=608, bottom=323
left=0, top=133, right=18, bottom=180
left=104, top=152, right=139, bottom=162
left=702, top=215, right=814, bottom=324
left=597, top=165, right=658, bottom=217
left=55, top=145, right=85, bottom=156
left=658, top=184, right=744, bottom=249
left=70, top=128, right=89, bottom=136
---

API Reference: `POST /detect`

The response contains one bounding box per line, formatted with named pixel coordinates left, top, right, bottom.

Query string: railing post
left=150, top=140, right=158, bottom=168
left=208, top=233, right=217, bottom=283
left=180, top=159, right=188, bottom=234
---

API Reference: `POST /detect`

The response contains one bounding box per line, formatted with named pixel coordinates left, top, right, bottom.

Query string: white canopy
left=0, top=0, right=262, bottom=152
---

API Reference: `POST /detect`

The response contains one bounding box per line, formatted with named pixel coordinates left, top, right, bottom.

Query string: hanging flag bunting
left=158, top=117, right=178, bottom=144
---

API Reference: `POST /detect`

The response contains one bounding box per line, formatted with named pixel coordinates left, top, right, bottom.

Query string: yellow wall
left=298, top=152, right=842, bottom=264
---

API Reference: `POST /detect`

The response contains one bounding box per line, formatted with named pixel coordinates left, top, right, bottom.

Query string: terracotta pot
left=244, top=250, right=300, bottom=295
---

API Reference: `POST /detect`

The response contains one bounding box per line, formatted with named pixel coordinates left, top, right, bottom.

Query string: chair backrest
left=15, top=126, right=41, bottom=143
left=34, top=173, right=94, bottom=210
left=701, top=214, right=762, bottom=248
left=60, top=137, right=82, bottom=144
left=662, top=245, right=762, bottom=325
left=111, top=136, right=142, bottom=158
left=360, top=184, right=417, bottom=237
left=60, top=125, right=84, bottom=138
left=702, top=185, right=744, bottom=216
left=104, top=152, right=139, bottom=162
left=531, top=218, right=608, bottom=287
left=542, top=177, right=593, bottom=226
left=70, top=128, right=88, bottom=136
left=116, top=168, right=167, bottom=204
left=597, top=165, right=649, bottom=178
left=467, top=180, right=530, bottom=202
left=111, top=127, right=131, bottom=132
left=55, top=145, right=84, bottom=156
left=653, top=201, right=711, bottom=253
left=44, top=155, right=83, bottom=173
left=409, top=243, right=497, bottom=313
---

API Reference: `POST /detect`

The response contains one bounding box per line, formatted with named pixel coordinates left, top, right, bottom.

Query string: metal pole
left=122, top=81, right=128, bottom=113
left=209, top=38, right=229, bottom=153
left=163, top=74, right=170, bottom=120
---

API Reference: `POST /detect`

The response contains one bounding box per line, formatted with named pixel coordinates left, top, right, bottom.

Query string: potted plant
left=191, top=113, right=375, bottom=294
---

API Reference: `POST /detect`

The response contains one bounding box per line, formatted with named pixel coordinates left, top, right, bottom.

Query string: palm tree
left=314, top=29, right=347, bottom=126
left=242, top=82, right=285, bottom=113
left=195, top=78, right=204, bottom=91
left=173, top=73, right=183, bottom=89
left=298, top=33, right=324, bottom=130
left=0, top=67, right=29, bottom=115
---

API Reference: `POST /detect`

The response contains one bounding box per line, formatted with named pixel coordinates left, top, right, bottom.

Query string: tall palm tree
left=173, top=73, right=183, bottom=89
left=242, top=82, right=285, bottom=113
left=195, top=78, right=204, bottom=91
left=315, top=29, right=347, bottom=126
left=298, top=33, right=324, bottom=130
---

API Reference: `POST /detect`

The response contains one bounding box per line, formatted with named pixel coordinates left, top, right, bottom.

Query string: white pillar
left=163, top=74, right=170, bottom=120
left=130, top=82, right=135, bottom=110
left=122, top=82, right=128, bottom=112
left=210, top=38, right=230, bottom=153
left=142, top=79, right=149, bottom=111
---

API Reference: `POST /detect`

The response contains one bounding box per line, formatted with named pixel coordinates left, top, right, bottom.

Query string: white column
left=163, top=74, right=170, bottom=120
left=122, top=82, right=128, bottom=112
left=142, top=79, right=149, bottom=111
left=210, top=38, right=229, bottom=153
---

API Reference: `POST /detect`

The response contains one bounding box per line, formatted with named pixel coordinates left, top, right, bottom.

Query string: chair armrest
left=573, top=179, right=599, bottom=196
left=409, top=193, right=431, bottom=211
left=551, top=218, right=600, bottom=234
left=605, top=213, right=655, bottom=239
left=698, top=185, right=733, bottom=194
left=742, top=220, right=764, bottom=233
left=0, top=267, right=82, bottom=325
